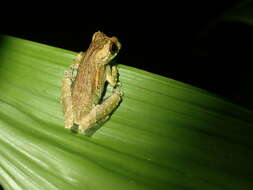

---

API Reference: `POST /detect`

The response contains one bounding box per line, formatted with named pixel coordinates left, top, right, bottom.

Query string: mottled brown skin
left=61, top=31, right=123, bottom=135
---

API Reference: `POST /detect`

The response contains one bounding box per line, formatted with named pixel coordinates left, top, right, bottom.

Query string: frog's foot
left=79, top=91, right=122, bottom=135
left=78, top=116, right=93, bottom=134
left=79, top=114, right=109, bottom=136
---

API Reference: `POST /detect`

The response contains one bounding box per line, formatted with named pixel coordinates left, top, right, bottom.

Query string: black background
left=1, top=0, right=253, bottom=110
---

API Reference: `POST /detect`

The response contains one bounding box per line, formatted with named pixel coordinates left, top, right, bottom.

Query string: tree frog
left=61, top=31, right=123, bottom=135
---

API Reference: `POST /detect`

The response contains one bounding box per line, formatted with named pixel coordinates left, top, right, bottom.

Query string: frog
left=61, top=31, right=123, bottom=135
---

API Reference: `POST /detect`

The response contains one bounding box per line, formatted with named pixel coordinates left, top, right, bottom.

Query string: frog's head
left=90, top=31, right=121, bottom=65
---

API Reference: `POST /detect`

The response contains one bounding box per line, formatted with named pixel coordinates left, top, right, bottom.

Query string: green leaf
left=0, top=35, right=253, bottom=190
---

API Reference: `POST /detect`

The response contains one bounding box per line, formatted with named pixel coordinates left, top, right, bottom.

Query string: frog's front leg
left=79, top=89, right=123, bottom=134
left=61, top=71, right=74, bottom=129
left=106, top=65, right=119, bottom=87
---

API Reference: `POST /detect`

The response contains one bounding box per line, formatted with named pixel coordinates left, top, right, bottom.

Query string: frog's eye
left=110, top=42, right=119, bottom=54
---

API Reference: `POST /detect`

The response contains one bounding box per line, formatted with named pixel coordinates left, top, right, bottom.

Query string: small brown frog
left=61, top=31, right=123, bottom=135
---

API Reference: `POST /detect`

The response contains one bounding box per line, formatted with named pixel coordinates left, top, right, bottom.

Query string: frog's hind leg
left=61, top=71, right=74, bottom=129
left=79, top=88, right=123, bottom=135
left=61, top=52, right=84, bottom=129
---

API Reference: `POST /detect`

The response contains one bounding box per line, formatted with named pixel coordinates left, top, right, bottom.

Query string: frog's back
left=72, top=59, right=106, bottom=120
